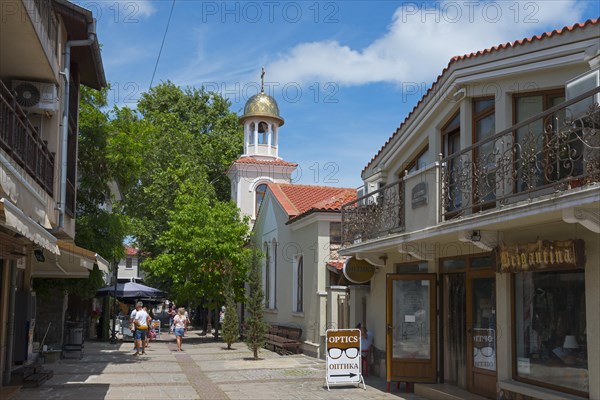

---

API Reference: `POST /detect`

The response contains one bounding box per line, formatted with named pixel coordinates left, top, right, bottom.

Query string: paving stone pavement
left=14, top=329, right=425, bottom=400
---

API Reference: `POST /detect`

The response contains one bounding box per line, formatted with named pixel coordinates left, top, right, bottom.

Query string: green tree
left=221, top=267, right=239, bottom=349
left=245, top=249, right=268, bottom=360
left=76, top=86, right=130, bottom=262
left=118, top=81, right=243, bottom=259
left=142, top=178, right=250, bottom=308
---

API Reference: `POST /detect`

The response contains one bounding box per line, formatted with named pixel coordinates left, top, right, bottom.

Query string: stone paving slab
left=13, top=330, right=424, bottom=400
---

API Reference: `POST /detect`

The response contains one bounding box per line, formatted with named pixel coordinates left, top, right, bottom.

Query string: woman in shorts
left=173, top=307, right=187, bottom=351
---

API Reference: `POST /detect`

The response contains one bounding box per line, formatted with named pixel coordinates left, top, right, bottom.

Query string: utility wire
left=149, top=0, right=176, bottom=89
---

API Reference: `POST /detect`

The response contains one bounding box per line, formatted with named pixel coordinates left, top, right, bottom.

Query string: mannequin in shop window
left=531, top=287, right=554, bottom=356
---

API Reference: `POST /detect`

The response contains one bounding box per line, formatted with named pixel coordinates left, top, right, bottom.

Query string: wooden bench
left=264, top=324, right=302, bottom=354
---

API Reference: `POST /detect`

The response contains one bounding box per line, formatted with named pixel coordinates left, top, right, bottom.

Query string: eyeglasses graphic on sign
left=328, top=347, right=360, bottom=359
left=473, top=346, right=494, bottom=357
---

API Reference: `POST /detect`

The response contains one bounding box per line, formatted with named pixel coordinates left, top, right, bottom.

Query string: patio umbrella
left=96, top=281, right=165, bottom=300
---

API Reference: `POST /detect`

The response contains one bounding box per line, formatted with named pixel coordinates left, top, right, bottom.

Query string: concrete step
left=22, top=370, right=54, bottom=388
left=415, top=383, right=490, bottom=400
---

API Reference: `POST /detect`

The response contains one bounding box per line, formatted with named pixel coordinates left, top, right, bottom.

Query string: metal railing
left=341, top=180, right=405, bottom=246
left=0, top=80, right=55, bottom=195
left=33, top=0, right=59, bottom=58
left=441, top=87, right=600, bottom=220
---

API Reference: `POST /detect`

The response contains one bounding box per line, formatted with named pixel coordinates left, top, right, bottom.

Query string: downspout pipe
left=54, top=19, right=97, bottom=232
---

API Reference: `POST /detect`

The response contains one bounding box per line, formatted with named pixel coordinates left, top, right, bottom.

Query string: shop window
left=514, top=270, right=587, bottom=395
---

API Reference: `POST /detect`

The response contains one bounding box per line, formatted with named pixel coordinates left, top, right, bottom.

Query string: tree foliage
left=142, top=178, right=250, bottom=307
left=112, top=81, right=247, bottom=304
left=76, top=86, right=130, bottom=262
left=221, top=267, right=240, bottom=349
left=245, top=249, right=268, bottom=360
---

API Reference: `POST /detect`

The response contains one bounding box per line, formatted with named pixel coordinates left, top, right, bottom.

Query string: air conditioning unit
left=11, top=80, right=59, bottom=115
left=565, top=68, right=600, bottom=119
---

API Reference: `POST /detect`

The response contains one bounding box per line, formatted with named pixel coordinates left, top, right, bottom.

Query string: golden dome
left=240, top=91, right=284, bottom=126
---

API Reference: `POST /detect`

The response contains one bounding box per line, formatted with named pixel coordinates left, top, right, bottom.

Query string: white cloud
left=266, top=0, right=587, bottom=87
left=130, top=1, right=156, bottom=18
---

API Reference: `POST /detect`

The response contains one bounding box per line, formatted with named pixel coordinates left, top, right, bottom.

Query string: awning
left=32, top=240, right=104, bottom=278
left=0, top=198, right=60, bottom=255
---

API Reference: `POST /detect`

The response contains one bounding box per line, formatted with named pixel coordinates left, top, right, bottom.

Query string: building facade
left=228, top=75, right=358, bottom=357
left=252, top=183, right=356, bottom=357
left=340, top=20, right=599, bottom=399
left=117, top=246, right=143, bottom=282
left=0, top=0, right=107, bottom=386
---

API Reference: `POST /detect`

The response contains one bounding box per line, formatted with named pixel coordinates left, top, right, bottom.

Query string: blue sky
left=86, top=0, right=599, bottom=188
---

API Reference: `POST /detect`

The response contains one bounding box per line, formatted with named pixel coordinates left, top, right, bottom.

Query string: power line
left=149, top=0, right=176, bottom=89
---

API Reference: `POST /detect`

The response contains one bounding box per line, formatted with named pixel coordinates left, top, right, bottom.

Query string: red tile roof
left=124, top=246, right=138, bottom=256
left=362, top=18, right=599, bottom=175
left=326, top=260, right=345, bottom=271
left=232, top=156, right=298, bottom=167
left=266, top=183, right=357, bottom=222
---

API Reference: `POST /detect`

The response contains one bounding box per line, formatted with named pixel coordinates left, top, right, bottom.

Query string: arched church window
left=249, top=122, right=256, bottom=144
left=255, top=183, right=267, bottom=216
left=258, top=121, right=268, bottom=144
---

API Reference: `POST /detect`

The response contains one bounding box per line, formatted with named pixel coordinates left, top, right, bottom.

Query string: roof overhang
left=32, top=240, right=107, bottom=278
left=52, top=0, right=106, bottom=89
left=0, top=198, right=59, bottom=255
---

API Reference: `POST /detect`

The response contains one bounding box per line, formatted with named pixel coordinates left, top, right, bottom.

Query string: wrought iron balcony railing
left=33, top=0, right=59, bottom=59
left=441, top=87, right=600, bottom=220
left=341, top=180, right=405, bottom=246
left=0, top=80, right=55, bottom=196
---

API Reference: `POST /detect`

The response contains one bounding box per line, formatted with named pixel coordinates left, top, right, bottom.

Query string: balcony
left=341, top=180, right=405, bottom=246
left=441, top=87, right=599, bottom=221
left=0, top=80, right=55, bottom=195
left=0, top=0, right=60, bottom=82
left=341, top=87, right=599, bottom=249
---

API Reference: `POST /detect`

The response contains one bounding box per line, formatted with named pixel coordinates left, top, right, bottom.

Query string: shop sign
left=495, top=239, right=585, bottom=273
left=411, top=182, right=428, bottom=208
left=343, top=257, right=376, bottom=283
left=326, top=329, right=363, bottom=389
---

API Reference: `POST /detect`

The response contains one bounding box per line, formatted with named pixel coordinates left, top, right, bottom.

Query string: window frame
left=510, top=268, right=588, bottom=397
left=472, top=97, right=496, bottom=211
left=295, top=255, right=303, bottom=313
left=255, top=183, right=267, bottom=217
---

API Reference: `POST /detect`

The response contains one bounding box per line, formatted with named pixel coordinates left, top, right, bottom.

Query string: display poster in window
left=325, top=329, right=365, bottom=390
left=473, top=328, right=496, bottom=371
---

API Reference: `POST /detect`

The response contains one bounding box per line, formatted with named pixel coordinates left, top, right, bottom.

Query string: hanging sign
left=495, top=239, right=585, bottom=273
left=325, top=329, right=364, bottom=390
left=343, top=257, right=376, bottom=284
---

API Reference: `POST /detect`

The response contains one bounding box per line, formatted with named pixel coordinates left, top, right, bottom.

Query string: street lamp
left=109, top=259, right=119, bottom=344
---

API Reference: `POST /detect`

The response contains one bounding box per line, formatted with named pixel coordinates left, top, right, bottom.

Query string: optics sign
left=343, top=257, right=376, bottom=284
left=326, top=329, right=365, bottom=390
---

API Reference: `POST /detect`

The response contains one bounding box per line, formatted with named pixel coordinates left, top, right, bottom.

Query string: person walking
left=173, top=307, right=187, bottom=351
left=168, top=303, right=177, bottom=334
left=143, top=306, right=153, bottom=348
left=130, top=301, right=149, bottom=356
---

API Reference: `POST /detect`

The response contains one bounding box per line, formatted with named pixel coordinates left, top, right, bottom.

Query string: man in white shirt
left=130, top=301, right=149, bottom=356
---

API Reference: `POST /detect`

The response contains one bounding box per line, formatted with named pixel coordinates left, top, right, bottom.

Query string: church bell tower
left=227, top=68, right=297, bottom=226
